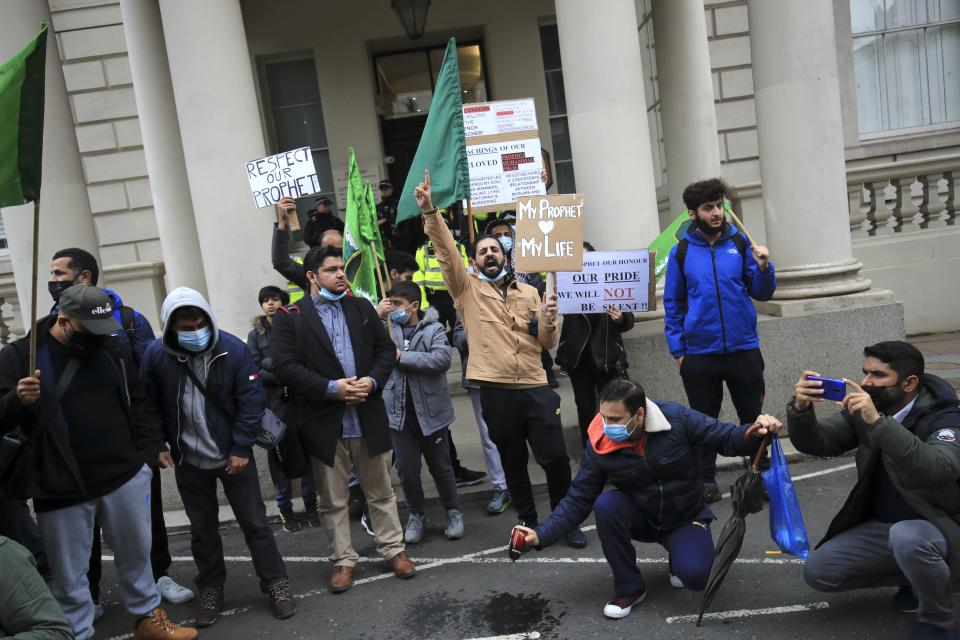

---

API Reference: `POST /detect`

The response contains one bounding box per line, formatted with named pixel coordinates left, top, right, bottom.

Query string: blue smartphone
left=806, top=375, right=846, bottom=401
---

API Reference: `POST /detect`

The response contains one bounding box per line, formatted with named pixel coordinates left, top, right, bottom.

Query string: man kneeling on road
left=513, top=379, right=781, bottom=619
left=790, top=341, right=960, bottom=640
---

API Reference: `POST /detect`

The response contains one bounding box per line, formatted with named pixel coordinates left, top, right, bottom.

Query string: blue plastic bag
left=761, top=438, right=811, bottom=560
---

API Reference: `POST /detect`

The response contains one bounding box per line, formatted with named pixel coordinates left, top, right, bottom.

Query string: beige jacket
left=423, top=210, right=558, bottom=385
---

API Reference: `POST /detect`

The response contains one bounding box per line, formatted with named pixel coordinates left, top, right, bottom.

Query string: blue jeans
left=275, top=469, right=317, bottom=512
left=594, top=489, right=714, bottom=597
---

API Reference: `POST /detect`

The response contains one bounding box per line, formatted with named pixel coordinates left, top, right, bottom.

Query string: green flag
left=0, top=22, right=47, bottom=207
left=395, top=38, right=470, bottom=224
left=344, top=148, right=385, bottom=303
left=649, top=211, right=692, bottom=282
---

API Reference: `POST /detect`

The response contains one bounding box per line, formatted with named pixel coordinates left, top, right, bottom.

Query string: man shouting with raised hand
left=414, top=170, right=586, bottom=549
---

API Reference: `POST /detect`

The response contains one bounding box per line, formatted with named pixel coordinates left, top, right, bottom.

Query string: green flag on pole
left=344, top=147, right=385, bottom=303
left=649, top=211, right=691, bottom=282
left=395, top=37, right=470, bottom=224
left=0, top=22, right=47, bottom=207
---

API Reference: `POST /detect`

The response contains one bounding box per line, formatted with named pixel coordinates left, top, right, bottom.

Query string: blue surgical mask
left=498, top=236, right=514, bottom=252
left=318, top=287, right=347, bottom=302
left=478, top=267, right=509, bottom=283
left=389, top=305, right=413, bottom=324
left=178, top=326, right=212, bottom=353
left=602, top=416, right=638, bottom=442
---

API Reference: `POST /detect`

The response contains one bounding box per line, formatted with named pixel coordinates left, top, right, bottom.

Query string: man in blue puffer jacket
left=663, top=178, right=776, bottom=504
left=513, top=379, right=781, bottom=620
left=140, top=287, right=295, bottom=627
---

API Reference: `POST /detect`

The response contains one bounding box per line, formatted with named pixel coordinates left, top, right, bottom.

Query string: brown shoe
left=264, top=577, right=296, bottom=619
left=133, top=608, right=198, bottom=640
left=329, top=565, right=354, bottom=593
left=195, top=587, right=223, bottom=628
left=386, top=551, right=416, bottom=579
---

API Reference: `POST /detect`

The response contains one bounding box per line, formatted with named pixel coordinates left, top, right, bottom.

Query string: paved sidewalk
left=159, top=332, right=960, bottom=530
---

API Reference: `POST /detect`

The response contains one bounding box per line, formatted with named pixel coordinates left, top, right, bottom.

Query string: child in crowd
left=382, top=281, right=464, bottom=543
left=248, top=286, right=319, bottom=533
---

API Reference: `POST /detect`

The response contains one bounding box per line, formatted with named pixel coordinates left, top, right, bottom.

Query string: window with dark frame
left=262, top=57, right=338, bottom=231
left=538, top=24, right=577, bottom=194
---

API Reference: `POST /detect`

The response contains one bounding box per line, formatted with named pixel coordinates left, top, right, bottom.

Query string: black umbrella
left=696, top=437, right=771, bottom=626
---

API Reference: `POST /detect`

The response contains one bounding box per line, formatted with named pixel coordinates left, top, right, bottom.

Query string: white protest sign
left=463, top=98, right=546, bottom=214
left=245, top=146, right=321, bottom=208
left=333, top=165, right=381, bottom=211
left=463, top=99, right=538, bottom=137
left=556, top=250, right=656, bottom=314
left=467, top=138, right=545, bottom=213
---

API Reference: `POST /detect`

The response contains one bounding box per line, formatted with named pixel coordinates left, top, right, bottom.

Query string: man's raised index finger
left=424, top=169, right=430, bottom=187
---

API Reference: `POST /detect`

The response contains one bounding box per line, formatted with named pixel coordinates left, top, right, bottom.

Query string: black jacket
left=0, top=317, right=161, bottom=502
left=556, top=311, right=635, bottom=375
left=247, top=316, right=283, bottom=410
left=788, top=374, right=960, bottom=583
left=272, top=225, right=308, bottom=292
left=270, top=295, right=395, bottom=467
left=302, top=213, right=344, bottom=248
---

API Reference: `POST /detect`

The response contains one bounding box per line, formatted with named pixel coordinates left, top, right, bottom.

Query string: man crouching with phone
left=789, top=341, right=960, bottom=640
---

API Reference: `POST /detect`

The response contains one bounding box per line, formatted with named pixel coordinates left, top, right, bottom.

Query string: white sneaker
left=93, top=601, right=105, bottom=622
left=602, top=591, right=646, bottom=619
left=669, top=574, right=685, bottom=589
left=157, top=575, right=195, bottom=604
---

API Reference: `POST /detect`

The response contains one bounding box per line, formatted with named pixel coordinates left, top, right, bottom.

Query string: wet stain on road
left=401, top=589, right=565, bottom=639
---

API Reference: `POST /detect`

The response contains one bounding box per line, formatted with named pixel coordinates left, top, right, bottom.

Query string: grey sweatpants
left=804, top=519, right=953, bottom=629
left=38, top=464, right=160, bottom=640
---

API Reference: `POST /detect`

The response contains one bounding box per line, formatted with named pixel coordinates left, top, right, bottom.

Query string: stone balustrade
left=847, top=154, right=959, bottom=238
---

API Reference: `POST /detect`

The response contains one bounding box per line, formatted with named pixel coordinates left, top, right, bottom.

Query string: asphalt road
left=92, top=454, right=935, bottom=640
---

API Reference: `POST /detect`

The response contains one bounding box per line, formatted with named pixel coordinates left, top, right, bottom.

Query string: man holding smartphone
left=789, top=341, right=960, bottom=640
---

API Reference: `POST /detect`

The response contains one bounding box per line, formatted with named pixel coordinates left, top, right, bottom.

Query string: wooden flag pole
left=466, top=199, right=475, bottom=244
left=371, top=250, right=388, bottom=300
left=726, top=207, right=757, bottom=247
left=28, top=200, right=40, bottom=374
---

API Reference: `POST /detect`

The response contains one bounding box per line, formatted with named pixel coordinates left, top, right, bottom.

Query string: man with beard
left=790, top=341, right=960, bottom=640
left=414, top=170, right=586, bottom=548
left=663, top=178, right=776, bottom=504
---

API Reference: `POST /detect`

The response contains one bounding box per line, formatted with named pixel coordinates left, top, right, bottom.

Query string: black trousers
left=568, top=358, right=619, bottom=447
left=679, top=348, right=765, bottom=484
left=480, top=385, right=572, bottom=524
left=175, top=458, right=286, bottom=589
left=88, top=463, right=171, bottom=601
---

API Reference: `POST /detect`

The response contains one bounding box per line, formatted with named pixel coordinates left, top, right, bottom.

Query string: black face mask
left=65, top=326, right=105, bottom=359
left=862, top=384, right=905, bottom=412
left=48, top=279, right=75, bottom=303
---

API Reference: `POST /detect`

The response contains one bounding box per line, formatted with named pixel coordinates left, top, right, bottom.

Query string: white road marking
left=665, top=601, right=830, bottom=624
left=721, top=461, right=856, bottom=499
left=462, top=634, right=540, bottom=640
left=102, top=460, right=850, bottom=638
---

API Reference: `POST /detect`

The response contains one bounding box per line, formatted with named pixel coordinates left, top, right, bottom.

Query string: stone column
left=0, top=0, right=100, bottom=328
left=748, top=0, right=871, bottom=300
left=652, top=0, right=722, bottom=221
left=555, top=0, right=661, bottom=249
left=120, top=0, right=207, bottom=296
left=159, top=0, right=278, bottom=334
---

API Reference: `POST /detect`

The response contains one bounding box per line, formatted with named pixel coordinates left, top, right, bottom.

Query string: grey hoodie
left=160, top=287, right=225, bottom=469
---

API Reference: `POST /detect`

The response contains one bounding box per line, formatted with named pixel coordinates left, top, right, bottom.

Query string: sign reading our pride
left=556, top=249, right=656, bottom=314
left=245, top=146, right=322, bottom=208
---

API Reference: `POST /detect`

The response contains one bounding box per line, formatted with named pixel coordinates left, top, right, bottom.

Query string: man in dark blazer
left=271, top=246, right=415, bottom=593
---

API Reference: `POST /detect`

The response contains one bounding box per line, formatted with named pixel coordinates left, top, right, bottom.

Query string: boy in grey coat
left=382, top=281, right=464, bottom=543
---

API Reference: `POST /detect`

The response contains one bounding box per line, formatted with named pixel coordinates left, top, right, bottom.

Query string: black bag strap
left=119, top=306, right=136, bottom=342
left=675, top=233, right=749, bottom=284
left=31, top=357, right=81, bottom=440
left=180, top=362, right=235, bottom=424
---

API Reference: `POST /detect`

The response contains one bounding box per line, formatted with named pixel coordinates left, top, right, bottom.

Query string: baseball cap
left=378, top=180, right=393, bottom=189
left=58, top=284, right=121, bottom=335
left=314, top=196, right=333, bottom=206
